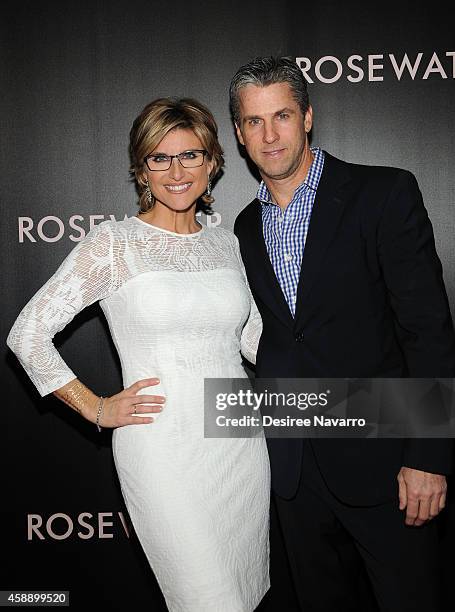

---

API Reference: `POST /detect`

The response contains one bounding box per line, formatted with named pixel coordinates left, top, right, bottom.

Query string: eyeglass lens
left=145, top=150, right=206, bottom=171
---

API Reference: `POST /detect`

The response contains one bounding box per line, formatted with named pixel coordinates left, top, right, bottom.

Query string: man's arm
left=377, top=169, right=455, bottom=523
left=378, top=170, right=455, bottom=379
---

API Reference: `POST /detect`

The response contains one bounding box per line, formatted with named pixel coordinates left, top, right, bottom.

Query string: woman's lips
left=164, top=182, right=192, bottom=193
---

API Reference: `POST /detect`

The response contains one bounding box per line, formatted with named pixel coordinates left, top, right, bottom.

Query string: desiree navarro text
left=215, top=415, right=367, bottom=427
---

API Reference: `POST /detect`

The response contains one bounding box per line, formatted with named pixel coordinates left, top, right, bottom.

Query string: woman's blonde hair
left=129, top=97, right=224, bottom=214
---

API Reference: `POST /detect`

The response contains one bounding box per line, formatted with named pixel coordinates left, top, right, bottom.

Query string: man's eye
left=248, top=119, right=261, bottom=126
left=278, top=113, right=289, bottom=120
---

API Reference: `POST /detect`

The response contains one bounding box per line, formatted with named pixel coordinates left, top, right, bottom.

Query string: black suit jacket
left=234, top=152, right=455, bottom=505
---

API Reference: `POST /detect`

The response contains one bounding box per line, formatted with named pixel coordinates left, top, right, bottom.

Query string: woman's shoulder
left=204, top=225, right=243, bottom=263
left=205, top=224, right=238, bottom=244
left=99, top=215, right=136, bottom=230
left=88, top=215, right=141, bottom=239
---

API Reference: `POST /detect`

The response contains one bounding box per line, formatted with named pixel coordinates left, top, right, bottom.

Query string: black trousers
left=272, top=440, right=443, bottom=612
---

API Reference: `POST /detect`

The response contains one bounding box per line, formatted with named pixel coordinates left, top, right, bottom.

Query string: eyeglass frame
left=143, top=149, right=208, bottom=172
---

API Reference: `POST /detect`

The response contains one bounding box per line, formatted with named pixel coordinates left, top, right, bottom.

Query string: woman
left=7, top=98, right=270, bottom=611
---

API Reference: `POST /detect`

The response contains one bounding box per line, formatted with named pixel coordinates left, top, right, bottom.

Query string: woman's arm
left=240, top=295, right=262, bottom=366
left=232, top=233, right=263, bottom=365
left=54, top=377, right=163, bottom=428
left=7, top=222, right=115, bottom=396
left=7, top=221, right=164, bottom=427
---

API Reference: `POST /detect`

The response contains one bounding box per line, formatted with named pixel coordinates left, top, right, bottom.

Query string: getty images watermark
left=204, top=378, right=455, bottom=438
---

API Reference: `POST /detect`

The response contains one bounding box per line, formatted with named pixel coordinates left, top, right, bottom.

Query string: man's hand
left=397, top=467, right=447, bottom=526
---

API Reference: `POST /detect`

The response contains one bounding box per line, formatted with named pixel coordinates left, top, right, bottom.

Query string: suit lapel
left=294, top=153, right=353, bottom=326
left=247, top=201, right=294, bottom=329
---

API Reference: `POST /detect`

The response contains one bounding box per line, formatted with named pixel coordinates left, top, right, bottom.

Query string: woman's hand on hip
left=101, top=378, right=165, bottom=428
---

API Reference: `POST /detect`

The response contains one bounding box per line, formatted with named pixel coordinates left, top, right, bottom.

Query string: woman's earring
left=205, top=178, right=212, bottom=197
left=145, top=179, right=152, bottom=203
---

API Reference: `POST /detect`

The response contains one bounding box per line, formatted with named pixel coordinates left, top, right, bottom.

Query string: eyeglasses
left=144, top=149, right=208, bottom=171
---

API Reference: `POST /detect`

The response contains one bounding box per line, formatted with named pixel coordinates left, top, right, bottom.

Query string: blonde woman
left=7, top=98, right=270, bottom=612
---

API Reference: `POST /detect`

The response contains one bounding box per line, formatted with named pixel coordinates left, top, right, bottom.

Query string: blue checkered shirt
left=258, top=147, right=325, bottom=316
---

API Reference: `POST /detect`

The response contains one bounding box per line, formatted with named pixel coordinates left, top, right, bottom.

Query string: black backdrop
left=2, top=1, right=455, bottom=609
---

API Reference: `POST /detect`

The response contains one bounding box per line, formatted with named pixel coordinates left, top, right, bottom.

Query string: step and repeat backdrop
left=2, top=1, right=454, bottom=610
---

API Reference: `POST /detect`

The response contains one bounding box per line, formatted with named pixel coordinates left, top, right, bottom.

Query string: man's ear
left=235, top=123, right=245, bottom=146
left=304, top=105, right=313, bottom=133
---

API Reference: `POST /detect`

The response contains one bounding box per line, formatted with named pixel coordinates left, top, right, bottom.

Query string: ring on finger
left=133, top=406, right=137, bottom=415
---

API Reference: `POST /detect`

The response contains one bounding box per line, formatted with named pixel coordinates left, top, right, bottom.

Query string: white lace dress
left=7, top=216, right=270, bottom=612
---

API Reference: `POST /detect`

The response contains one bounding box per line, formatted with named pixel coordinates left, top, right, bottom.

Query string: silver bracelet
left=96, top=396, right=105, bottom=432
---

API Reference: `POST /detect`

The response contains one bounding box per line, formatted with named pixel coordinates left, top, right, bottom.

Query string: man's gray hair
left=229, top=56, right=310, bottom=126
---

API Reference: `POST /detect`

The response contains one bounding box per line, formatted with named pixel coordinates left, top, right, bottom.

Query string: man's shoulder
left=323, top=152, right=422, bottom=220
left=323, top=151, right=416, bottom=187
left=234, top=198, right=261, bottom=236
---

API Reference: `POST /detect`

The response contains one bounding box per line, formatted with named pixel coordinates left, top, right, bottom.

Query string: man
left=230, top=56, right=455, bottom=611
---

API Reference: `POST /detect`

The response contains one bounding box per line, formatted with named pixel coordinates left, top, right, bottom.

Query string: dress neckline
left=131, top=215, right=205, bottom=237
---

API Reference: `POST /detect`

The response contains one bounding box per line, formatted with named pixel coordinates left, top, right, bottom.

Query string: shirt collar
left=257, top=147, right=324, bottom=205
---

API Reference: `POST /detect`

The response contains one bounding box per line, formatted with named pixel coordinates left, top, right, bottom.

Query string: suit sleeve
left=377, top=170, right=455, bottom=474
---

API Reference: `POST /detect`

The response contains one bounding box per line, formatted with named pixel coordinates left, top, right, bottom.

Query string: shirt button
left=294, top=332, right=305, bottom=342
left=284, top=254, right=292, bottom=262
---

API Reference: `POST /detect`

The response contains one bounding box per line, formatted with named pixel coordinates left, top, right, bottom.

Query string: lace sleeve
left=232, top=234, right=263, bottom=366
left=240, top=293, right=262, bottom=366
left=7, top=222, right=115, bottom=397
